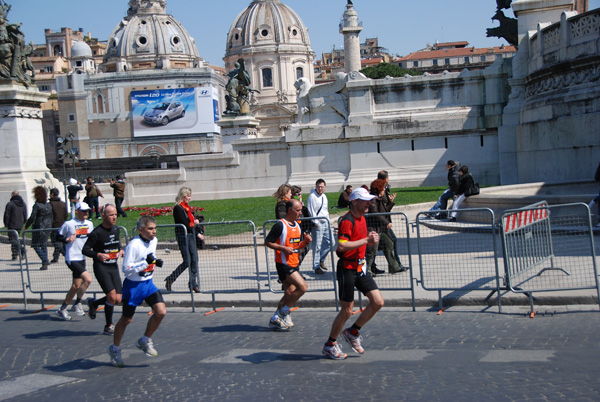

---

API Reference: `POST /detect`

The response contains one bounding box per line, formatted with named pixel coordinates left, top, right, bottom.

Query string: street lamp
left=56, top=131, right=80, bottom=214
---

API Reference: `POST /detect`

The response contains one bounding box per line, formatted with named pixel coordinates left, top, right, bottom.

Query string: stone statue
left=347, top=0, right=353, bottom=5
left=486, top=0, right=518, bottom=47
left=223, top=57, right=259, bottom=116
left=294, top=73, right=349, bottom=126
left=0, top=1, right=35, bottom=86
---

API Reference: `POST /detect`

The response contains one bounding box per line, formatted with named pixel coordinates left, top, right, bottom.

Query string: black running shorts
left=275, top=262, right=299, bottom=283
left=337, top=260, right=378, bottom=303
left=67, top=260, right=87, bottom=279
left=93, top=264, right=123, bottom=295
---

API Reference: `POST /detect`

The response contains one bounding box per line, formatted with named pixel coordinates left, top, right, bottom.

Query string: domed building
left=224, top=0, right=315, bottom=136
left=102, top=0, right=202, bottom=72
left=54, top=0, right=225, bottom=170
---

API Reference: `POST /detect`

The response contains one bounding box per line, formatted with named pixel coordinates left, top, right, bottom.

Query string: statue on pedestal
left=224, top=58, right=259, bottom=116
left=486, top=0, right=518, bottom=47
left=0, top=1, right=35, bottom=87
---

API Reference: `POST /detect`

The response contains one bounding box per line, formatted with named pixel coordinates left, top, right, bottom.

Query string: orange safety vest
left=274, top=219, right=302, bottom=268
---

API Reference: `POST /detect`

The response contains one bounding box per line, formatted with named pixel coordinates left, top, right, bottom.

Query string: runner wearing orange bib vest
left=265, top=199, right=312, bottom=330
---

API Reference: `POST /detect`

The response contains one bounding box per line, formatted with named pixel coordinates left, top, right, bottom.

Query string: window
left=444, top=58, right=450, bottom=65
left=296, top=67, right=304, bottom=80
left=433, top=59, right=438, bottom=66
left=53, top=44, right=62, bottom=56
left=413, top=61, right=418, bottom=67
left=481, top=55, right=486, bottom=62
left=68, top=114, right=76, bottom=122
left=262, top=68, right=273, bottom=87
left=464, top=56, right=470, bottom=63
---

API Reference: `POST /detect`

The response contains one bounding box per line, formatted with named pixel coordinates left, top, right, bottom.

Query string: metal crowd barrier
left=196, top=221, right=262, bottom=311
left=362, top=211, right=416, bottom=311
left=263, top=217, right=337, bottom=300
left=500, top=202, right=600, bottom=314
left=416, top=208, right=503, bottom=312
left=0, top=229, right=28, bottom=307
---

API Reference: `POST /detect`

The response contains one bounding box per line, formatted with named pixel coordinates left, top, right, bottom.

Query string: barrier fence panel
left=501, top=202, right=600, bottom=312
left=263, top=217, right=338, bottom=299
left=0, top=229, right=28, bottom=306
left=362, top=211, right=416, bottom=310
left=416, top=208, right=502, bottom=311
left=196, top=221, right=262, bottom=311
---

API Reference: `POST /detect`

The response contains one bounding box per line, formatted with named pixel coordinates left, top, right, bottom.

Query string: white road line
left=0, top=374, right=80, bottom=401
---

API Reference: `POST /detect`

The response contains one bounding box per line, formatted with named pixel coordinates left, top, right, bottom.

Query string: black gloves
left=146, top=253, right=164, bottom=267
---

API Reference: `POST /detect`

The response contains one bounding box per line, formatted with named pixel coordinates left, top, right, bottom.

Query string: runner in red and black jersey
left=265, top=199, right=312, bottom=330
left=322, top=188, right=384, bottom=360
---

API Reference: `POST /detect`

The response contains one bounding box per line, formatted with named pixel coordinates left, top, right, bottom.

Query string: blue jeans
left=88, top=196, right=100, bottom=218
left=430, top=188, right=455, bottom=217
left=311, top=219, right=332, bottom=270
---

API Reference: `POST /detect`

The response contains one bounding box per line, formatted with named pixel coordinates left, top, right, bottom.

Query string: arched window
left=296, top=67, right=304, bottom=80
left=97, top=94, right=104, bottom=114
left=262, top=68, right=273, bottom=88
left=53, top=44, right=63, bottom=56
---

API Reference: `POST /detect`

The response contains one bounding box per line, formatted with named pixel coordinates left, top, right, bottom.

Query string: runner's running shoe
left=87, top=297, right=96, bottom=319
left=55, top=308, right=72, bottom=321
left=342, top=328, right=364, bottom=354
left=136, top=337, right=158, bottom=357
left=107, top=345, right=124, bottom=367
left=268, top=314, right=290, bottom=331
left=322, top=341, right=348, bottom=360
left=71, top=303, right=85, bottom=316
left=103, top=324, right=115, bottom=335
left=282, top=312, right=294, bottom=327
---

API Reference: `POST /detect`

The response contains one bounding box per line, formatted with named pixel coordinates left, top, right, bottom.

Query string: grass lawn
left=115, top=186, right=446, bottom=232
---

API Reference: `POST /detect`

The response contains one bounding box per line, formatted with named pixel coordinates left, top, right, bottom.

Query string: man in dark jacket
left=430, top=160, right=460, bottom=219
left=3, top=190, right=27, bottom=260
left=49, top=188, right=68, bottom=263
left=110, top=175, right=128, bottom=218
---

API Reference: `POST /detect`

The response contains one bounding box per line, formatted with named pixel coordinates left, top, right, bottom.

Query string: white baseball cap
left=75, top=201, right=91, bottom=211
left=350, top=188, right=376, bottom=201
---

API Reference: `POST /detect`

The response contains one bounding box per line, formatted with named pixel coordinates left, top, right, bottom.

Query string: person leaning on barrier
left=55, top=201, right=94, bottom=321
left=3, top=190, right=26, bottom=260
left=265, top=198, right=312, bottom=331
left=83, top=204, right=124, bottom=335
left=322, top=187, right=384, bottom=360
left=365, top=179, right=405, bottom=275
left=107, top=215, right=166, bottom=367
left=49, top=188, right=67, bottom=264
left=24, top=186, right=53, bottom=270
left=164, top=187, right=199, bottom=293
left=67, top=178, right=83, bottom=217
left=448, top=165, right=476, bottom=222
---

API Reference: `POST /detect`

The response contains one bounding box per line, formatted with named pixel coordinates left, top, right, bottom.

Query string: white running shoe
left=268, top=314, right=290, bottom=331
left=71, top=303, right=85, bottom=316
left=282, top=312, right=294, bottom=327
left=107, top=345, right=124, bottom=367
left=103, top=324, right=115, bottom=335
left=136, top=337, right=158, bottom=357
left=55, top=308, right=72, bottom=321
left=322, top=341, right=348, bottom=360
left=342, top=328, right=365, bottom=354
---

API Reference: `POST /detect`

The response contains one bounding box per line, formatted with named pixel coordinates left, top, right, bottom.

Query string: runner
left=264, top=199, right=312, bottom=330
left=55, top=202, right=94, bottom=321
left=82, top=204, right=124, bottom=335
left=322, top=188, right=384, bottom=360
left=107, top=216, right=166, bottom=367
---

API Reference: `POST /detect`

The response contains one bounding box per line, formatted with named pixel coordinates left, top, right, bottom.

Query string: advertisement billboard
left=131, top=87, right=220, bottom=137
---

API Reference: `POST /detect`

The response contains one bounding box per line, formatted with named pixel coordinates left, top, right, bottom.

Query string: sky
left=9, top=0, right=600, bottom=67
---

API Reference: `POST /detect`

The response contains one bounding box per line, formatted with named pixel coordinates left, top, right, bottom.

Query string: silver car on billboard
left=143, top=101, right=185, bottom=126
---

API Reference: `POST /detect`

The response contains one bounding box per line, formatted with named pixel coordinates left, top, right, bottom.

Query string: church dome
left=102, top=0, right=200, bottom=72
left=225, top=0, right=312, bottom=57
left=71, top=41, right=93, bottom=59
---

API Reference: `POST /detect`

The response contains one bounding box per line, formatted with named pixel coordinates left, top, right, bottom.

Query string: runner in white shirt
left=55, top=202, right=94, bottom=321
left=107, top=216, right=167, bottom=367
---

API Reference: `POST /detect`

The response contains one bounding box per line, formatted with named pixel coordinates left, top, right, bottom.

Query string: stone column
left=0, top=82, right=58, bottom=221
left=340, top=3, right=363, bottom=73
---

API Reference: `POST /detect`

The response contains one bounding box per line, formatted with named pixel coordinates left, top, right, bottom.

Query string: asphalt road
left=0, top=304, right=599, bottom=401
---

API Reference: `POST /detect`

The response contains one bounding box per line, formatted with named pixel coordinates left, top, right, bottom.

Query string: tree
left=360, top=63, right=423, bottom=79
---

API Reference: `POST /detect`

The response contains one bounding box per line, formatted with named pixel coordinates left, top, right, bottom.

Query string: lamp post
left=56, top=131, right=80, bottom=215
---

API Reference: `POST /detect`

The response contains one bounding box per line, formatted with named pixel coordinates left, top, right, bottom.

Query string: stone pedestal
left=0, top=82, right=56, bottom=222
left=217, top=115, right=261, bottom=153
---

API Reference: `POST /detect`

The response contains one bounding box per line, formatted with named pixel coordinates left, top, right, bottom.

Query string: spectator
left=49, top=188, right=68, bottom=264
left=449, top=165, right=476, bottom=222
left=273, top=183, right=292, bottom=219
left=3, top=190, right=26, bottom=260
left=24, top=186, right=53, bottom=270
left=337, top=185, right=353, bottom=208
left=165, top=187, right=199, bottom=293
left=67, top=178, right=83, bottom=218
left=430, top=160, right=461, bottom=219
left=291, top=185, right=311, bottom=266
left=365, top=179, right=404, bottom=275
left=110, top=175, right=128, bottom=218
left=307, top=178, right=331, bottom=275
left=376, top=170, right=407, bottom=270
left=85, top=177, right=104, bottom=219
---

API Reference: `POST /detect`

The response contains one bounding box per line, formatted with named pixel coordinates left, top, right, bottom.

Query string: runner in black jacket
left=82, top=204, right=124, bottom=335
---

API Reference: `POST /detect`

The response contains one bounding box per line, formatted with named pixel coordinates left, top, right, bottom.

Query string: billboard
left=131, top=87, right=220, bottom=137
